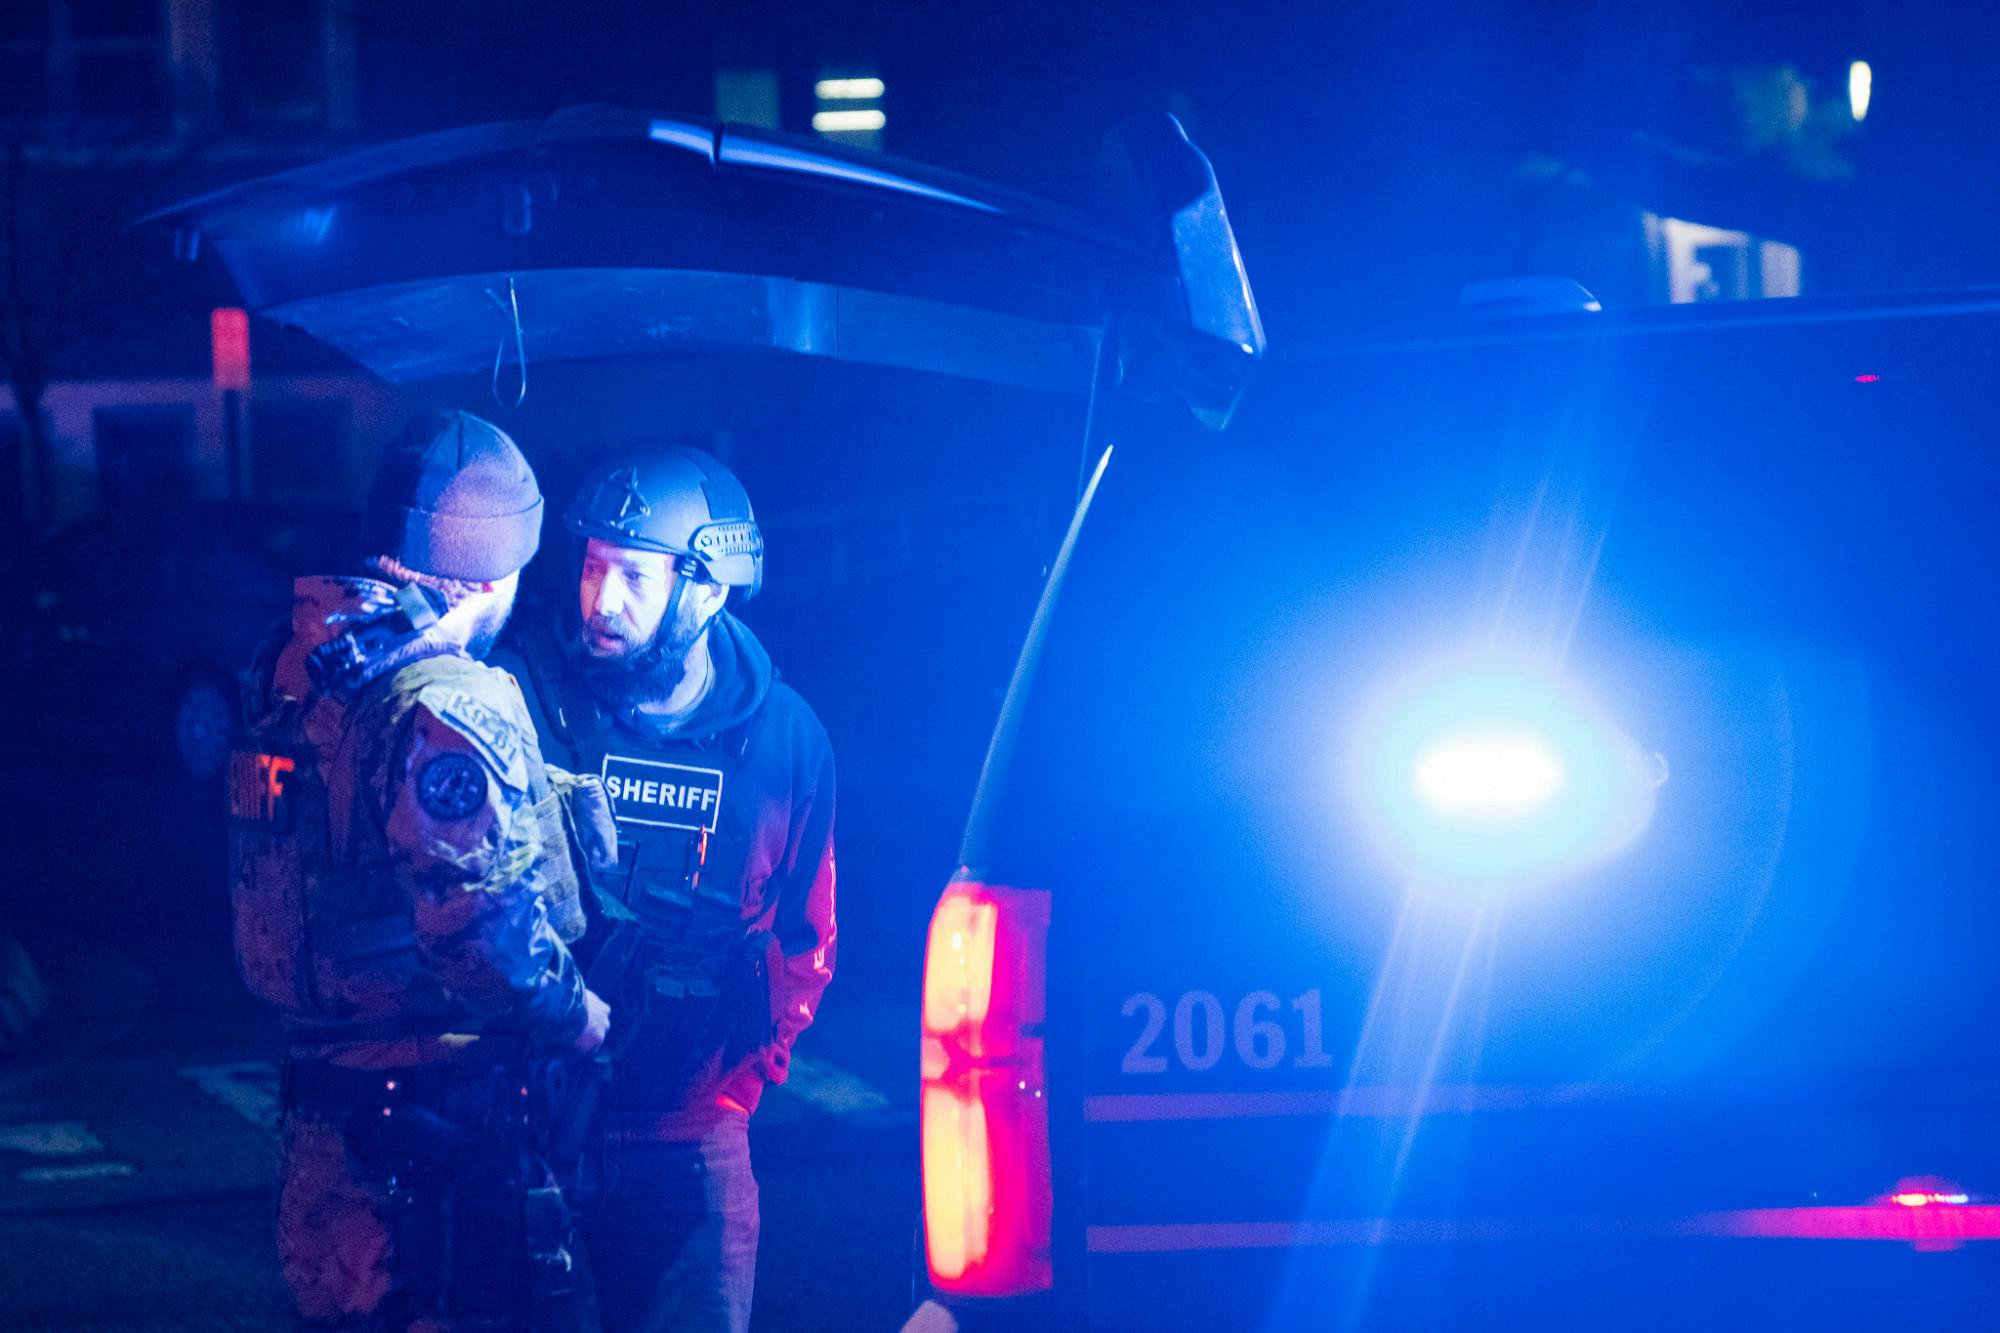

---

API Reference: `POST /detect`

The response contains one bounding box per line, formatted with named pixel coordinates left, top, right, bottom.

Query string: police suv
left=151, top=102, right=2000, bottom=1330
left=912, top=294, right=2000, bottom=1329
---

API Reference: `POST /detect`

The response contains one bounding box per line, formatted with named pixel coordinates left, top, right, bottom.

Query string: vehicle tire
left=173, top=667, right=237, bottom=781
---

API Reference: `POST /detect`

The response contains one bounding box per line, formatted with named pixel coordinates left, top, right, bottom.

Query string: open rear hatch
left=147, top=106, right=1261, bottom=421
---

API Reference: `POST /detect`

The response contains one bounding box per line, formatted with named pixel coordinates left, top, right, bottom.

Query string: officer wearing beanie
left=229, top=409, right=611, bottom=1330
left=498, top=448, right=835, bottom=1333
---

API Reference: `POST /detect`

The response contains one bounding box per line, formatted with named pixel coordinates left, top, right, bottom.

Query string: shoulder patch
left=416, top=752, right=489, bottom=821
left=417, top=684, right=529, bottom=788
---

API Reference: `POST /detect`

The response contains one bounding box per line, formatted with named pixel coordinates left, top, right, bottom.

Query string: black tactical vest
left=504, top=632, right=767, bottom=1108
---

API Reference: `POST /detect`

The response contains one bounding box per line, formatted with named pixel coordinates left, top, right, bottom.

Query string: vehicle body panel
left=952, top=302, right=2000, bottom=1328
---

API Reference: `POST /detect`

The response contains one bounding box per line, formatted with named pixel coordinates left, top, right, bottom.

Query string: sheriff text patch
left=600, top=754, right=725, bottom=833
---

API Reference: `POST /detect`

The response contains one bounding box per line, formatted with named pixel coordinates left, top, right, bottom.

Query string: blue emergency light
left=1357, top=665, right=1659, bottom=884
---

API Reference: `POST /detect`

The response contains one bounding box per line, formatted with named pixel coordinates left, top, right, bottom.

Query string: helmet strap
left=565, top=552, right=722, bottom=716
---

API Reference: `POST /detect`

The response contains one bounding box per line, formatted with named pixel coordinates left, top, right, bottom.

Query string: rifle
left=539, top=779, right=646, bottom=1193
left=541, top=915, right=642, bottom=1193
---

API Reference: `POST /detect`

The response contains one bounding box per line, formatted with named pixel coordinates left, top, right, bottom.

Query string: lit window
left=815, top=77, right=884, bottom=101
left=1848, top=60, right=1872, bottom=122
left=814, top=69, right=883, bottom=149
left=1647, top=215, right=1802, bottom=303
left=812, top=108, right=885, bottom=134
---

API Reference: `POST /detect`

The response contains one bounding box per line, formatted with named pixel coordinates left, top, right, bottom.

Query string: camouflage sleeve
left=383, top=686, right=587, bottom=1047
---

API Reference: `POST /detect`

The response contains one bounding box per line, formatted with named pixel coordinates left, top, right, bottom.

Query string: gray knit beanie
left=360, top=410, right=544, bottom=582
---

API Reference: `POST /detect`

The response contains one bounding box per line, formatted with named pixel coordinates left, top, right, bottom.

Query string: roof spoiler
left=1104, top=114, right=1266, bottom=430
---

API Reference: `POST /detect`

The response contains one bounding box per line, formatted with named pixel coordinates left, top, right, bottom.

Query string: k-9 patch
left=600, top=754, right=725, bottom=833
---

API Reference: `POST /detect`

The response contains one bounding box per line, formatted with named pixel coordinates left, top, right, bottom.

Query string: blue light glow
left=647, top=119, right=717, bottom=160
left=717, top=137, right=1000, bottom=213
left=1357, top=665, right=1658, bottom=884
left=288, top=205, right=337, bottom=247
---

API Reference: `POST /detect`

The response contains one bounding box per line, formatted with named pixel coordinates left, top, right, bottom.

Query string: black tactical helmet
left=563, top=448, right=763, bottom=597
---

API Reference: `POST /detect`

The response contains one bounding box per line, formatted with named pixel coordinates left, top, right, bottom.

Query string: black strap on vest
left=515, top=625, right=600, bottom=758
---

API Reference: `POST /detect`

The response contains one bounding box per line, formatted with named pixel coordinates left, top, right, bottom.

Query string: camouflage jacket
left=230, top=576, right=587, bottom=1067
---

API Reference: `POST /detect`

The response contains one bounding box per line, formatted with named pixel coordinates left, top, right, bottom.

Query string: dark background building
left=3, top=0, right=1995, bottom=1000
left=3, top=0, right=1997, bottom=534
left=0, top=0, right=1991, bottom=1041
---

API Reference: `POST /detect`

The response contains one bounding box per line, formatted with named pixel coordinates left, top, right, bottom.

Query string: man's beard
left=463, top=589, right=516, bottom=661
left=570, top=597, right=709, bottom=711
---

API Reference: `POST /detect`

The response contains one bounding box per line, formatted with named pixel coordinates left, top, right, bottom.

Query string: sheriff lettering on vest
left=230, top=411, right=611, bottom=1330
left=502, top=448, right=837, bottom=1333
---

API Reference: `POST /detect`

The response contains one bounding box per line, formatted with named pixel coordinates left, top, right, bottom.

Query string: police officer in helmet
left=231, top=410, right=611, bottom=1330
left=505, top=447, right=837, bottom=1333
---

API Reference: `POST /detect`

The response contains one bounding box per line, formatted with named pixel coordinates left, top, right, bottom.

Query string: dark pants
left=579, top=1116, right=759, bottom=1333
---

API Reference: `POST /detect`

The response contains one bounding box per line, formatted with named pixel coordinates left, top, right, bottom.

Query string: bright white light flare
left=1356, top=665, right=1660, bottom=885
left=1411, top=729, right=1568, bottom=820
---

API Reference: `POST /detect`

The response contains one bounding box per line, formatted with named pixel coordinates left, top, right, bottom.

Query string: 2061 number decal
left=1119, top=989, right=1336, bottom=1075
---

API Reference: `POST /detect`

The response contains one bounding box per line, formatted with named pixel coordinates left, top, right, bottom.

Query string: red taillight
left=920, top=877, right=1053, bottom=1296
left=924, top=890, right=999, bottom=1036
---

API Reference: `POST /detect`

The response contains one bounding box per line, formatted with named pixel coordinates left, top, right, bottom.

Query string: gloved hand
left=547, top=768, right=619, bottom=873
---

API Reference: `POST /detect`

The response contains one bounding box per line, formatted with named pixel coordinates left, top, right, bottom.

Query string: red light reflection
left=1695, top=1177, right=1989, bottom=1253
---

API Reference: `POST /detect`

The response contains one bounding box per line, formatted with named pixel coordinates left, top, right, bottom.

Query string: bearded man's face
left=573, top=538, right=712, bottom=702
left=579, top=539, right=676, bottom=659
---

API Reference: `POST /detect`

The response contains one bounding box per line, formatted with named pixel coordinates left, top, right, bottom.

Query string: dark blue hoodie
left=501, top=611, right=836, bottom=1135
